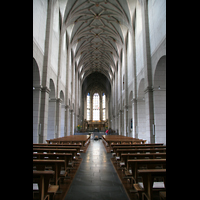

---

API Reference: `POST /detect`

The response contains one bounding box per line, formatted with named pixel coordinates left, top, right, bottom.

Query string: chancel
left=33, top=0, right=166, bottom=199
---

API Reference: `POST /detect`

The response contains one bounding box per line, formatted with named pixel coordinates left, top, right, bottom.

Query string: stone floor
left=64, top=139, right=129, bottom=200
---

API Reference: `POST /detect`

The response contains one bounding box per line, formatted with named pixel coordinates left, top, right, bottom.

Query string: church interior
left=33, top=0, right=166, bottom=199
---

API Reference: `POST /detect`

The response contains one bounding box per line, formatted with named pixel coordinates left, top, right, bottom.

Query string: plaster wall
left=33, top=0, right=47, bottom=54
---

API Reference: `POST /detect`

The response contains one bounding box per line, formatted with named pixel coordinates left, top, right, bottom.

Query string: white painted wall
left=148, top=0, right=166, bottom=55
left=127, top=31, right=133, bottom=87
left=33, top=0, right=47, bottom=54
left=135, top=2, right=144, bottom=76
left=50, top=0, right=60, bottom=75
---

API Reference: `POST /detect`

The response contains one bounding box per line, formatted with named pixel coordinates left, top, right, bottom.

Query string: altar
left=83, top=119, right=108, bottom=131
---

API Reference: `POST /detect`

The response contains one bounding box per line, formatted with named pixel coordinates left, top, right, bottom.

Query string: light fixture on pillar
left=33, top=87, right=35, bottom=90
left=142, top=97, right=145, bottom=101
left=158, top=86, right=161, bottom=90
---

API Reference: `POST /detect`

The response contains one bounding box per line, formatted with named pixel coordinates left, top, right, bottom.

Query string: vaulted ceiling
left=59, top=0, right=133, bottom=95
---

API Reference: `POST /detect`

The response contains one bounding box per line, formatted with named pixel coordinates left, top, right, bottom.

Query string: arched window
left=93, top=93, right=100, bottom=120
left=102, top=93, right=106, bottom=120
left=87, top=93, right=90, bottom=120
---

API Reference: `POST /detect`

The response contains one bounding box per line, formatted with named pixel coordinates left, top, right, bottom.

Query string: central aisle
left=64, top=139, right=129, bottom=200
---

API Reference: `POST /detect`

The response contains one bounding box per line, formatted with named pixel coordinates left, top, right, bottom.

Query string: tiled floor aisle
left=64, top=139, right=129, bottom=200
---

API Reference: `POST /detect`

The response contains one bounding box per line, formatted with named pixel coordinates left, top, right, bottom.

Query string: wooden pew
left=116, top=148, right=166, bottom=160
left=33, top=159, right=65, bottom=185
left=110, top=143, right=163, bottom=152
left=33, top=143, right=82, bottom=146
left=33, top=148, right=78, bottom=157
left=33, top=170, right=58, bottom=200
left=46, top=135, right=90, bottom=147
left=33, top=152, right=73, bottom=175
left=102, top=135, right=146, bottom=151
left=127, top=159, right=166, bottom=184
left=112, top=145, right=166, bottom=155
left=33, top=145, right=81, bottom=153
left=120, top=152, right=166, bottom=172
left=137, top=169, right=166, bottom=200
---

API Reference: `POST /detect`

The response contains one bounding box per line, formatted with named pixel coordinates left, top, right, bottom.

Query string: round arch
left=153, top=55, right=166, bottom=144
left=33, top=58, right=41, bottom=143
left=137, top=78, right=145, bottom=140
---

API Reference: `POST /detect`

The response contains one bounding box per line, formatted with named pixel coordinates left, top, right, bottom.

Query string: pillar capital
left=33, top=85, right=43, bottom=91
left=144, top=86, right=153, bottom=94
left=56, top=98, right=63, bottom=103
left=41, top=86, right=51, bottom=94
left=65, top=105, right=69, bottom=109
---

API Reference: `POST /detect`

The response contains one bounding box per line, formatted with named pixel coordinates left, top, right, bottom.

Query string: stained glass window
left=93, top=93, right=99, bottom=120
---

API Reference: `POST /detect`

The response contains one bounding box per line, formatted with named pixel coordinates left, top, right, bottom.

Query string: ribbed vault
left=61, top=0, right=132, bottom=93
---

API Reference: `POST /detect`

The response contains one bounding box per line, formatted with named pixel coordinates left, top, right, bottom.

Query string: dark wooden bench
left=33, top=170, right=58, bottom=200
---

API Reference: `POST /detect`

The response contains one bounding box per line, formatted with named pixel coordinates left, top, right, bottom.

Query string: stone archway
left=153, top=56, right=166, bottom=144
left=33, top=58, right=41, bottom=143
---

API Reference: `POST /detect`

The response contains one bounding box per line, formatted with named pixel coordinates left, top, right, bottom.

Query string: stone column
left=124, top=106, right=128, bottom=136
left=144, top=87, right=155, bottom=143
left=100, top=95, right=102, bottom=121
left=131, top=98, right=138, bottom=138
left=65, top=105, right=69, bottom=136
left=39, top=87, right=50, bottom=143
left=47, top=98, right=57, bottom=140
left=55, top=98, right=62, bottom=138
left=70, top=109, right=74, bottom=135
left=33, top=85, right=42, bottom=143
left=91, top=96, right=93, bottom=121
left=141, top=0, right=155, bottom=143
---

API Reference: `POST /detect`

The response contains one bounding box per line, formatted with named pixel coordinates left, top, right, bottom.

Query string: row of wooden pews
left=104, top=135, right=166, bottom=200
left=33, top=135, right=90, bottom=200
left=102, top=135, right=147, bottom=152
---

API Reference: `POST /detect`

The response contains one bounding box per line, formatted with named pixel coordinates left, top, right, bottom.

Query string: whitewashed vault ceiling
left=59, top=0, right=133, bottom=93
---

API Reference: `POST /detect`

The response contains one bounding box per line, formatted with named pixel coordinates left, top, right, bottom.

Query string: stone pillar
left=124, top=106, right=128, bottom=136
left=119, top=110, right=122, bottom=135
left=47, top=98, right=56, bottom=140
left=55, top=98, right=62, bottom=138
left=141, top=0, right=155, bottom=143
left=131, top=98, right=138, bottom=138
left=144, top=87, right=155, bottom=143
left=65, top=105, right=69, bottom=136
left=100, top=95, right=102, bottom=121
left=39, top=87, right=50, bottom=143
left=91, top=97, right=93, bottom=121
left=39, top=0, right=54, bottom=143
left=33, top=85, right=42, bottom=143
left=70, top=109, right=74, bottom=135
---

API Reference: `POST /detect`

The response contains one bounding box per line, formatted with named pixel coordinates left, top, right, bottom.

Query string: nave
left=33, top=135, right=166, bottom=200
